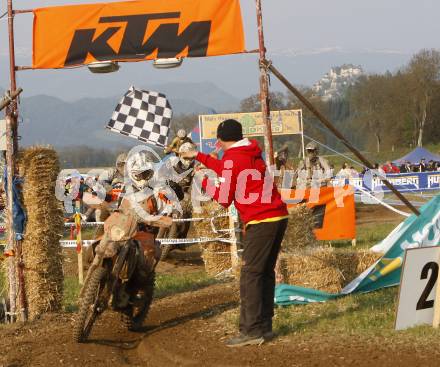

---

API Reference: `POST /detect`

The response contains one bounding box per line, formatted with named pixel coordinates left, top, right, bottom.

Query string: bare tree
left=406, top=49, right=440, bottom=147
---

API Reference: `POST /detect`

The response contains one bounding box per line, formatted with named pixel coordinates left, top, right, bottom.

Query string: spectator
left=382, top=161, right=400, bottom=174
left=416, top=158, right=428, bottom=172
left=399, top=160, right=412, bottom=173
left=374, top=163, right=385, bottom=176
left=337, top=162, right=351, bottom=179
left=349, top=166, right=359, bottom=178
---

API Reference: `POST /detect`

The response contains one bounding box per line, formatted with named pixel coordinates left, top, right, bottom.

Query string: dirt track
left=2, top=205, right=436, bottom=366
left=2, top=277, right=440, bottom=367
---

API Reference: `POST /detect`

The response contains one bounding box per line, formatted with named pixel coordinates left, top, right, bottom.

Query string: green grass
left=154, top=271, right=218, bottom=299
left=272, top=287, right=440, bottom=340
left=330, top=222, right=399, bottom=249
left=274, top=287, right=397, bottom=336
left=63, top=276, right=81, bottom=312
left=62, top=270, right=218, bottom=312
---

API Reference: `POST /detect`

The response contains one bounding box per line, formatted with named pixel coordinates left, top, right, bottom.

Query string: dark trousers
left=239, top=219, right=288, bottom=337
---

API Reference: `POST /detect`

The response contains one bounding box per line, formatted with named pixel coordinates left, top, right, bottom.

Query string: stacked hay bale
left=281, top=204, right=317, bottom=252
left=279, top=247, right=341, bottom=293
left=21, top=146, right=64, bottom=319
left=279, top=248, right=381, bottom=293
left=194, top=201, right=231, bottom=276
left=334, top=249, right=382, bottom=288
left=279, top=204, right=382, bottom=292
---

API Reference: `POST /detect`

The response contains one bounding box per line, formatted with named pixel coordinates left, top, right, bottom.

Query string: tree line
left=240, top=49, right=440, bottom=154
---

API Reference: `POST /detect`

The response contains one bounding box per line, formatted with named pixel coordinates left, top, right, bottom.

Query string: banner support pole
left=255, top=0, right=274, bottom=166
left=264, top=60, right=421, bottom=216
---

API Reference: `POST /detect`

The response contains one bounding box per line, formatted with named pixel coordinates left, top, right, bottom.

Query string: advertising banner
left=33, top=0, right=245, bottom=68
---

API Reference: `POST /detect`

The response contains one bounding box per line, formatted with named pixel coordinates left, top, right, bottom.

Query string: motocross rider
left=83, top=152, right=127, bottom=223
left=166, top=142, right=197, bottom=241
left=163, top=129, right=194, bottom=155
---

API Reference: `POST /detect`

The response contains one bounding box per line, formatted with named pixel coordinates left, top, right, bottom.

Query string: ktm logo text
left=65, top=12, right=211, bottom=66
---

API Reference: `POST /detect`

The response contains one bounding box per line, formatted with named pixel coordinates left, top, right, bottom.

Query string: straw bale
left=194, top=201, right=231, bottom=276
left=280, top=247, right=382, bottom=293
left=280, top=247, right=342, bottom=293
left=201, top=242, right=232, bottom=276
left=281, top=204, right=317, bottom=252
left=193, top=200, right=228, bottom=239
left=335, top=249, right=382, bottom=288
left=20, top=146, right=64, bottom=319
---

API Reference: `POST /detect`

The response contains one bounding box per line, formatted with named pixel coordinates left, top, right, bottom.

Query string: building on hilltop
left=312, top=64, right=363, bottom=101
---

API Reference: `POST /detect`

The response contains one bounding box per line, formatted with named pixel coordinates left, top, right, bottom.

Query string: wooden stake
left=75, top=201, right=84, bottom=285
left=5, top=115, right=16, bottom=322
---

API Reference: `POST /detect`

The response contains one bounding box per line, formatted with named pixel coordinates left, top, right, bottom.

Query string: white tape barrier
left=356, top=186, right=411, bottom=217
left=156, top=237, right=236, bottom=245
left=59, top=240, right=96, bottom=248
left=60, top=237, right=235, bottom=248
left=63, top=214, right=229, bottom=227
left=64, top=222, right=104, bottom=227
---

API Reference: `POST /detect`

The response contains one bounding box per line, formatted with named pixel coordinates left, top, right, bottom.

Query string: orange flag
left=33, top=0, right=245, bottom=69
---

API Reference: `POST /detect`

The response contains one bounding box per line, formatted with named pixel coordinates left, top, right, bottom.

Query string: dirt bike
left=73, top=194, right=171, bottom=343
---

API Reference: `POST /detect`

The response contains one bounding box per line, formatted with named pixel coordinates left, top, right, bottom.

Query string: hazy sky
left=2, top=0, right=439, bottom=55
left=1, top=0, right=440, bottom=99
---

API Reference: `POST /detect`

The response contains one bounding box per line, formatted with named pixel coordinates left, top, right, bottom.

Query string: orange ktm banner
left=280, top=186, right=356, bottom=241
left=32, top=0, right=245, bottom=69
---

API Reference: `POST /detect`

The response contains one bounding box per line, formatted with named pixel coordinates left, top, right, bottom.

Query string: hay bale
left=335, top=249, right=382, bottom=288
left=201, top=242, right=232, bottom=276
left=281, top=204, right=317, bottom=252
left=280, top=247, right=383, bottom=293
left=21, top=146, right=64, bottom=319
left=280, top=247, right=342, bottom=293
left=192, top=200, right=228, bottom=239
left=194, top=201, right=231, bottom=276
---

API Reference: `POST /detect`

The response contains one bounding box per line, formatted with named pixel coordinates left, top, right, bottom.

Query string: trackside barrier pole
left=74, top=201, right=84, bottom=285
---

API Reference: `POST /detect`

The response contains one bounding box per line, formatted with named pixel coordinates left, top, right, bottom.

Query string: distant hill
left=149, top=82, right=239, bottom=112
left=15, top=81, right=237, bottom=148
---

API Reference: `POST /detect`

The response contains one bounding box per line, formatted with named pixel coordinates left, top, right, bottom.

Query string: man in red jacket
left=183, top=119, right=288, bottom=347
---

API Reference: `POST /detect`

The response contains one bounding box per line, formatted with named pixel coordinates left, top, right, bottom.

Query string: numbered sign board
left=395, top=246, right=440, bottom=330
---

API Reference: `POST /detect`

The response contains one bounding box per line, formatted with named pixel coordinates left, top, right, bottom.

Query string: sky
left=1, top=0, right=440, bottom=99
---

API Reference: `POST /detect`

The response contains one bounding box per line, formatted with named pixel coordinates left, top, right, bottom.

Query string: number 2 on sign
left=416, top=262, right=439, bottom=310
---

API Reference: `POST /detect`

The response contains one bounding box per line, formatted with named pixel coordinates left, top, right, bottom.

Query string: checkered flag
left=107, top=86, right=172, bottom=147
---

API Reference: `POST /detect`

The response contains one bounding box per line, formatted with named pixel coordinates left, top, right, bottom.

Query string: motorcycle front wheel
left=73, top=267, right=108, bottom=343
left=122, top=271, right=155, bottom=331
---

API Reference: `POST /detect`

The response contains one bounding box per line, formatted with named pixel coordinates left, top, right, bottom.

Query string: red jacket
left=196, top=139, right=288, bottom=224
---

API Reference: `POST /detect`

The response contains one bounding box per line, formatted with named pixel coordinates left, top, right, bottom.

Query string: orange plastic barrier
left=280, top=186, right=356, bottom=241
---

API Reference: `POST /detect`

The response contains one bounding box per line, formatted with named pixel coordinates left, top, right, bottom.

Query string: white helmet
left=177, top=129, right=187, bottom=138
left=126, top=151, right=156, bottom=190
left=178, top=142, right=196, bottom=154
left=178, top=142, right=196, bottom=168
